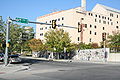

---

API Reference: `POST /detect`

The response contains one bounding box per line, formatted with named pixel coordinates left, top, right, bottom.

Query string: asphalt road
left=0, top=58, right=120, bottom=80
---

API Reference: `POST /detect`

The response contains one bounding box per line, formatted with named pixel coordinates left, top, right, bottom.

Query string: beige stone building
left=36, top=4, right=120, bottom=45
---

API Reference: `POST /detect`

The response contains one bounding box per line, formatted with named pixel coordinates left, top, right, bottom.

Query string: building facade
left=36, top=4, right=120, bottom=45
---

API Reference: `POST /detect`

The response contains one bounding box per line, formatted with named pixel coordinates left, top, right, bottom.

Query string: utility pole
left=4, top=17, right=11, bottom=66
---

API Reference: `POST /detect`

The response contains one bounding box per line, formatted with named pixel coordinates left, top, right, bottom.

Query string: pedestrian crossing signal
left=52, top=20, right=56, bottom=29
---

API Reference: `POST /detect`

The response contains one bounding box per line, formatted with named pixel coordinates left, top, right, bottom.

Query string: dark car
left=0, top=53, right=4, bottom=61
left=8, top=54, right=22, bottom=63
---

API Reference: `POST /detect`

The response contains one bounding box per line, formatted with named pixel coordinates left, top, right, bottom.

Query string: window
left=95, top=19, right=97, bottom=22
left=108, top=17, right=109, bottom=20
left=95, top=15, right=97, bottom=17
left=40, top=33, right=43, bottom=36
left=90, top=31, right=92, bottom=34
left=85, top=24, right=87, bottom=28
left=81, top=18, right=84, bottom=20
left=102, top=16, right=104, bottom=19
left=94, top=25, right=97, bottom=28
left=58, top=18, right=60, bottom=21
left=111, top=22, right=113, bottom=25
left=99, top=20, right=101, bottom=23
left=89, top=38, right=92, bottom=42
left=45, top=27, right=47, bottom=29
left=91, top=13, right=93, bottom=16
left=99, top=15, right=101, bottom=18
left=105, top=17, right=106, bottom=19
left=62, top=23, right=64, bottom=26
left=108, top=22, right=109, bottom=25
left=110, top=13, right=113, bottom=17
left=62, top=17, right=64, bottom=20
left=103, top=27, right=105, bottom=30
left=94, top=32, right=97, bottom=35
left=110, top=19, right=112, bottom=21
left=103, top=21, right=106, bottom=24
left=117, top=21, right=118, bottom=24
left=40, top=28, right=43, bottom=30
left=88, top=13, right=91, bottom=15
left=117, top=15, right=119, bottom=18
left=49, top=26, right=51, bottom=29
left=116, top=26, right=119, bottom=29
left=90, top=24, right=92, bottom=28
left=78, top=37, right=80, bottom=41
left=50, top=21, right=51, bottom=23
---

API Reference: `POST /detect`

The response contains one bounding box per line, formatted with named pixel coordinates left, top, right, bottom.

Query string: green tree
left=0, top=19, right=34, bottom=54
left=44, top=29, right=71, bottom=53
left=0, top=18, right=6, bottom=52
left=77, top=43, right=93, bottom=50
left=108, top=32, right=120, bottom=52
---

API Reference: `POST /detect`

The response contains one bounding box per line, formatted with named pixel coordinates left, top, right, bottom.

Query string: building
left=36, top=4, right=120, bottom=45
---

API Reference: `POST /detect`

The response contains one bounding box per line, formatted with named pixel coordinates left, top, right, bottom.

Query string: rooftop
left=98, top=4, right=120, bottom=14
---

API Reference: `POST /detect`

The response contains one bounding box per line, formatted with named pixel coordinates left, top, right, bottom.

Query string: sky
left=0, top=0, right=120, bottom=30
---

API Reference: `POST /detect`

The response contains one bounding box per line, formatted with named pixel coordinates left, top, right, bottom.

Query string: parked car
left=8, top=54, right=22, bottom=63
left=0, top=53, right=4, bottom=61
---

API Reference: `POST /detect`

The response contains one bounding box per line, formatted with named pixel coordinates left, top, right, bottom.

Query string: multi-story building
left=36, top=4, right=120, bottom=45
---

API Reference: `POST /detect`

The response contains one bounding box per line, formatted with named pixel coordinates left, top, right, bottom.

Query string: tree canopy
left=44, top=29, right=71, bottom=52
left=28, top=38, right=44, bottom=52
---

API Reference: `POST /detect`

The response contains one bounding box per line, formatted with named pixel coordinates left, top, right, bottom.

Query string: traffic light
left=102, top=33, right=106, bottom=41
left=52, top=20, right=56, bottom=29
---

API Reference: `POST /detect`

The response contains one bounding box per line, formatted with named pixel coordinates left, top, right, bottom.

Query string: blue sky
left=0, top=0, right=120, bottom=30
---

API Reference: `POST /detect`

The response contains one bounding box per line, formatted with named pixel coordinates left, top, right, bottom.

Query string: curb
left=0, top=64, right=30, bottom=74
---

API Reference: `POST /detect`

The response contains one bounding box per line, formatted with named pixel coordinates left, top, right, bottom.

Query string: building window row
left=110, top=13, right=119, bottom=18
left=40, top=27, right=43, bottom=30
left=89, top=31, right=97, bottom=35
left=89, top=24, right=97, bottom=29
left=88, top=13, right=115, bottom=22
left=40, top=33, right=43, bottom=36
left=48, top=17, right=64, bottom=23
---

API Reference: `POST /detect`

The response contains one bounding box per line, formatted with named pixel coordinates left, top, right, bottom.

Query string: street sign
left=15, top=17, right=29, bottom=24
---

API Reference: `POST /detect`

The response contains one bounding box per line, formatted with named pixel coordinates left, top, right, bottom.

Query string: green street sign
left=15, top=17, right=29, bottom=24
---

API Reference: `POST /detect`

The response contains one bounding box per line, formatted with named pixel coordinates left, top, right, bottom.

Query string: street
left=0, top=58, right=120, bottom=80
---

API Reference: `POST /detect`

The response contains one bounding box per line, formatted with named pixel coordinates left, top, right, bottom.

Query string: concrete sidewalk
left=21, top=56, right=120, bottom=65
left=0, top=64, right=30, bottom=74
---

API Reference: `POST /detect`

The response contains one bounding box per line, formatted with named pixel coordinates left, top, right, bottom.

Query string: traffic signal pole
left=4, top=17, right=11, bottom=66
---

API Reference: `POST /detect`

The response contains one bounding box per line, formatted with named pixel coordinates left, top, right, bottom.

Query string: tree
left=44, top=29, right=71, bottom=53
left=0, top=18, right=35, bottom=54
left=28, top=38, right=44, bottom=52
left=0, top=18, right=6, bottom=53
left=76, top=42, right=93, bottom=50
left=108, top=32, right=120, bottom=52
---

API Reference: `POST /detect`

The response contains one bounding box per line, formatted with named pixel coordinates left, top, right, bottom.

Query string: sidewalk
left=0, top=64, right=30, bottom=74
left=21, top=56, right=120, bottom=65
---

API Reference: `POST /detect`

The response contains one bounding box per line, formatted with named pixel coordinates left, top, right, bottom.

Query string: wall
left=108, top=53, right=120, bottom=62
